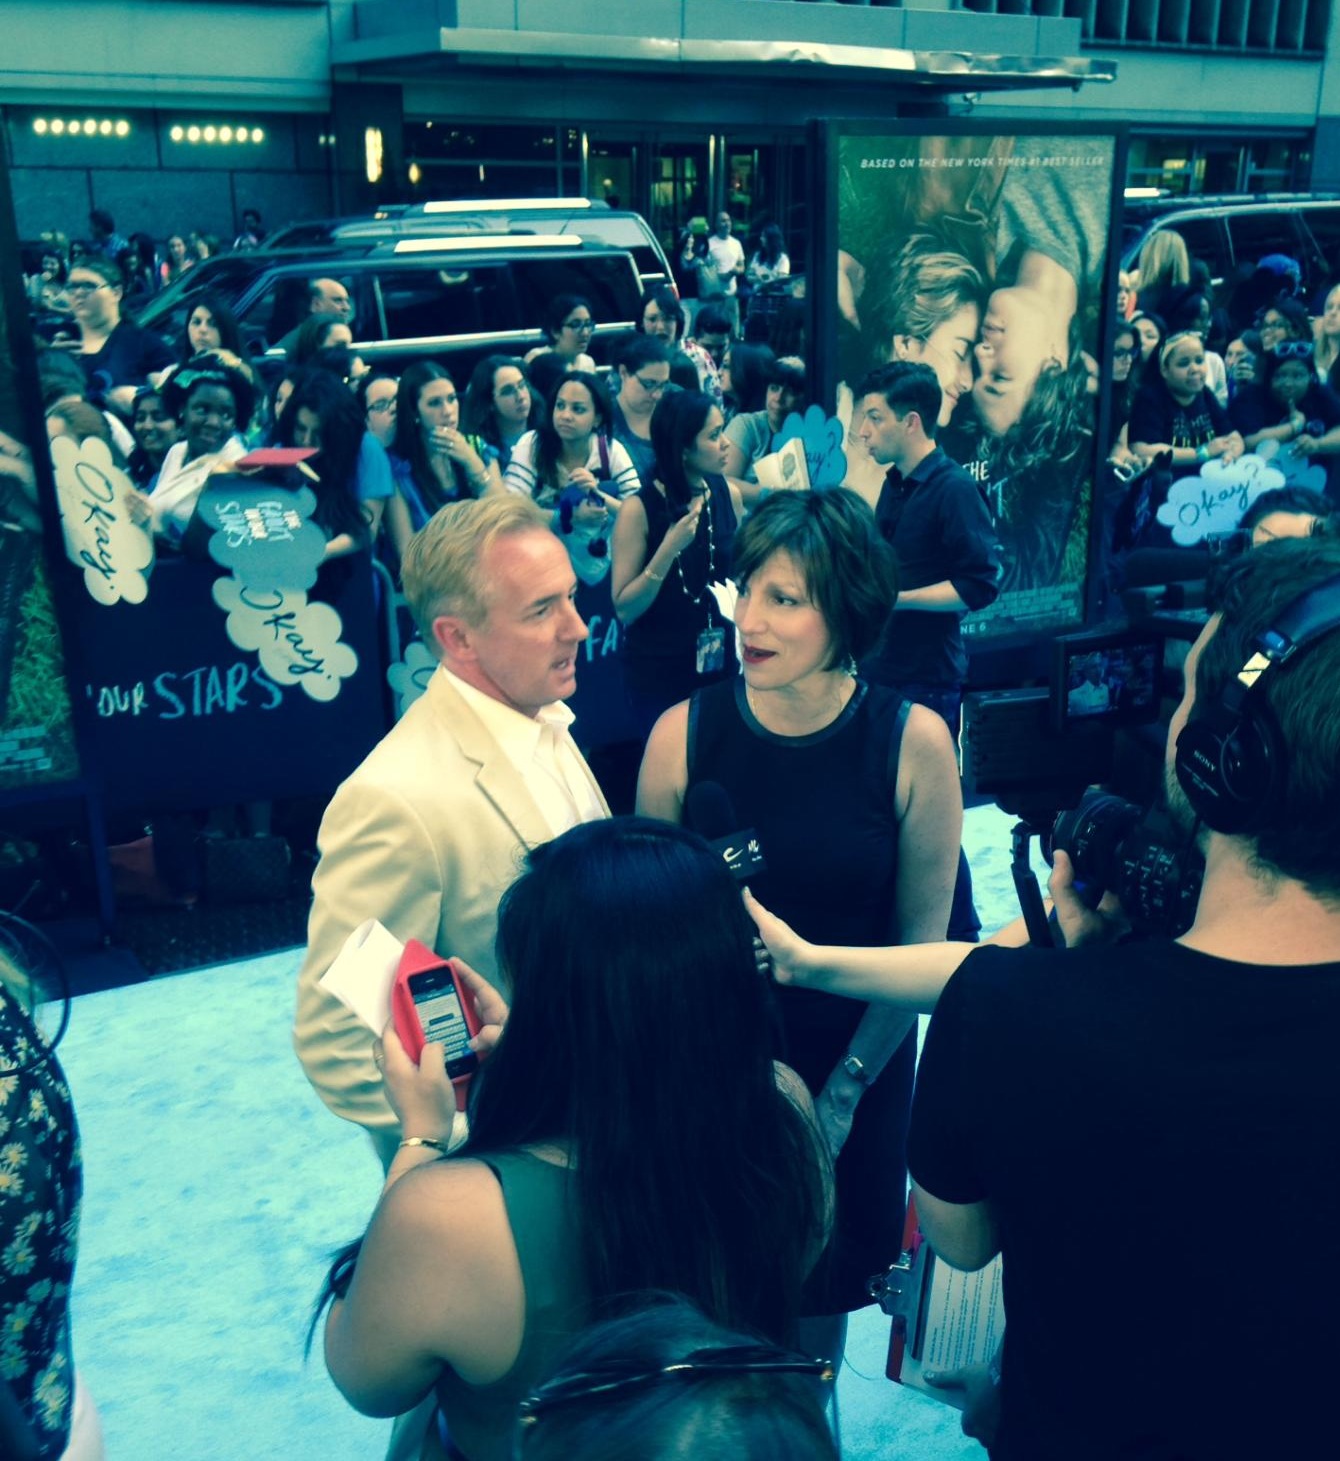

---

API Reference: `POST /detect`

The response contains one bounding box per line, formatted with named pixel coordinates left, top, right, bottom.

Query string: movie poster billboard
left=823, top=124, right=1122, bottom=645
left=0, top=171, right=82, bottom=793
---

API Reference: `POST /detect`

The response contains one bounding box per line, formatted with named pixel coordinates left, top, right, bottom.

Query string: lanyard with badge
left=676, top=487, right=725, bottom=674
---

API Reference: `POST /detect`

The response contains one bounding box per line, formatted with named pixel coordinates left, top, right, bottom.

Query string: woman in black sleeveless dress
left=637, top=489, right=962, bottom=1349
left=611, top=390, right=743, bottom=740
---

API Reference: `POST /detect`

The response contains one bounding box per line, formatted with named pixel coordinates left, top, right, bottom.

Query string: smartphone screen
left=408, top=970, right=478, bottom=1080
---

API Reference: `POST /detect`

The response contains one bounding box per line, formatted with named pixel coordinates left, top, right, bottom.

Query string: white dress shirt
left=441, top=668, right=605, bottom=836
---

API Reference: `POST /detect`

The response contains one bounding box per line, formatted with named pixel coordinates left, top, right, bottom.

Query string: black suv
left=265, top=198, right=676, bottom=295
left=136, top=232, right=644, bottom=381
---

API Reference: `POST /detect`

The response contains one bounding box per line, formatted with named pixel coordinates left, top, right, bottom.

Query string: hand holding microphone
left=685, top=781, right=774, bottom=976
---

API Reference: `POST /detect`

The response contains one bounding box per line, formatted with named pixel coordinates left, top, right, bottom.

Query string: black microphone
left=684, top=780, right=767, bottom=883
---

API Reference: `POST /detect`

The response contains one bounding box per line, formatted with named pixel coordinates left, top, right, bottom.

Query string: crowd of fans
left=8, top=198, right=1340, bottom=1461
left=16, top=206, right=809, bottom=595
left=1106, top=229, right=1340, bottom=557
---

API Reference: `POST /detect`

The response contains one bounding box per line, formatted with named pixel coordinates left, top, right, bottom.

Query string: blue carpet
left=59, top=804, right=1044, bottom=1459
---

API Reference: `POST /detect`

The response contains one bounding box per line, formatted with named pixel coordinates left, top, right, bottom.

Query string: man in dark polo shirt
left=855, top=360, right=999, bottom=728
left=854, top=361, right=999, bottom=940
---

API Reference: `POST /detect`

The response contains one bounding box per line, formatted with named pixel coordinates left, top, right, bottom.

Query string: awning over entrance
left=334, top=25, right=1116, bottom=96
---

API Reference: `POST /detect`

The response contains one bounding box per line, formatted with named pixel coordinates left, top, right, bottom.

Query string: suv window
left=509, top=255, right=641, bottom=329
left=240, top=271, right=366, bottom=350
left=377, top=265, right=518, bottom=341
left=1295, top=207, right=1340, bottom=286
left=533, top=215, right=670, bottom=282
left=1162, top=217, right=1231, bottom=287
left=1224, top=211, right=1308, bottom=272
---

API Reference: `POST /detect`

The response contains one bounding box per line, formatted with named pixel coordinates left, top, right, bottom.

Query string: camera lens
left=1050, top=793, right=1141, bottom=891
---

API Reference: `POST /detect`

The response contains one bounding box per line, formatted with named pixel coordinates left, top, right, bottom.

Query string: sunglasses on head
left=517, top=1343, right=836, bottom=1436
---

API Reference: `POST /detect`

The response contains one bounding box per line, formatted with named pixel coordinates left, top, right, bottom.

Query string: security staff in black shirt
left=854, top=361, right=1000, bottom=731
left=854, top=361, right=1000, bottom=939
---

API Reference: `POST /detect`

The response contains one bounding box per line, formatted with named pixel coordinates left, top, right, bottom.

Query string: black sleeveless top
left=687, top=676, right=909, bottom=1051
left=622, top=473, right=737, bottom=703
left=689, top=676, right=917, bottom=1313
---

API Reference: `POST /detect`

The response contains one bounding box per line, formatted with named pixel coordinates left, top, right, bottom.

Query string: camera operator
left=747, top=537, right=1340, bottom=1458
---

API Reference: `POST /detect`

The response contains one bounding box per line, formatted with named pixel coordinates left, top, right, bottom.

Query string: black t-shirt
left=909, top=939, right=1340, bottom=1460
left=79, top=319, right=174, bottom=394
left=1127, top=381, right=1229, bottom=452
left=864, top=449, right=1000, bottom=688
left=1230, top=381, right=1340, bottom=498
left=1229, top=380, right=1340, bottom=439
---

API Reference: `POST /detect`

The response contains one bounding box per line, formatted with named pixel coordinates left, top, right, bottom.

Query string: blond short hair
left=401, top=495, right=550, bottom=645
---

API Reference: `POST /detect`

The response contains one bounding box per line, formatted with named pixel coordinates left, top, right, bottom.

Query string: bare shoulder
left=636, top=700, right=691, bottom=819
left=893, top=701, right=961, bottom=817
left=644, top=700, right=691, bottom=774
left=379, top=1157, right=509, bottom=1257
left=372, top=1156, right=528, bottom=1383
left=900, top=701, right=957, bottom=764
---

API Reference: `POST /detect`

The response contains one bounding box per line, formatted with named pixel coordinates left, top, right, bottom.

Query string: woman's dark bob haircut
left=733, top=489, right=898, bottom=670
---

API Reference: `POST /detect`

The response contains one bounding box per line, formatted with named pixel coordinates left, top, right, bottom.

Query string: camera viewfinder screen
left=1058, top=638, right=1162, bottom=730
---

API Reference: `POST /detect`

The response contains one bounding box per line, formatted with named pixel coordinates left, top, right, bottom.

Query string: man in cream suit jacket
left=295, top=496, right=609, bottom=1168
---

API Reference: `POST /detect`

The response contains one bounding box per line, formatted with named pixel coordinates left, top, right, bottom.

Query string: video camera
left=960, top=552, right=1233, bottom=944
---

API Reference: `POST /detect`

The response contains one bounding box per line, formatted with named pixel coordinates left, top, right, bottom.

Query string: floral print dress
left=0, top=984, right=81, bottom=1458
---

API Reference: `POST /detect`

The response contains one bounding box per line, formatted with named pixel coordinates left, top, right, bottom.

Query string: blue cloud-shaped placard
left=1254, top=437, right=1328, bottom=493
left=387, top=639, right=438, bottom=720
left=773, top=406, right=848, bottom=489
left=1155, top=453, right=1284, bottom=546
left=196, top=485, right=327, bottom=590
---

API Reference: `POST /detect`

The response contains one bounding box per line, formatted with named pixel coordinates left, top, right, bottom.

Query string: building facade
left=3, top=0, right=1338, bottom=260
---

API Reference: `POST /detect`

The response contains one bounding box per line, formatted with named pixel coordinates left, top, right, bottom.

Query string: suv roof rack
left=413, top=197, right=604, bottom=215
left=385, top=234, right=580, bottom=254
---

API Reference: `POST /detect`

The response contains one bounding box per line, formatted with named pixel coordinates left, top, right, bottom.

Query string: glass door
left=650, top=136, right=713, bottom=252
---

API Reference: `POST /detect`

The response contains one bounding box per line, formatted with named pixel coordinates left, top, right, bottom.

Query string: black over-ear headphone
left=1174, top=570, right=1340, bottom=834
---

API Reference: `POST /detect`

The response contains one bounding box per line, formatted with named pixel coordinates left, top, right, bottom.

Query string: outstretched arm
left=747, top=887, right=976, bottom=1010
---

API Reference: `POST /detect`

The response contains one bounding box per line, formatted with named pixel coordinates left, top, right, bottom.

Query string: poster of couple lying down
left=822, top=123, right=1122, bottom=645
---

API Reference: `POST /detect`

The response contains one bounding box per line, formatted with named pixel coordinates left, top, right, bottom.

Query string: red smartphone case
left=390, top=939, right=483, bottom=1082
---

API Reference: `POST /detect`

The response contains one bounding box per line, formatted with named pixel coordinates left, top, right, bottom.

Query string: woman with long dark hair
left=746, top=223, right=791, bottom=288
left=275, top=367, right=385, bottom=559
left=504, top=371, right=638, bottom=583
left=126, top=385, right=180, bottom=491
left=319, top=818, right=830, bottom=1461
left=178, top=293, right=244, bottom=365
left=611, top=389, right=743, bottom=735
left=462, top=355, right=539, bottom=470
left=290, top=314, right=354, bottom=366
left=386, top=361, right=502, bottom=537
